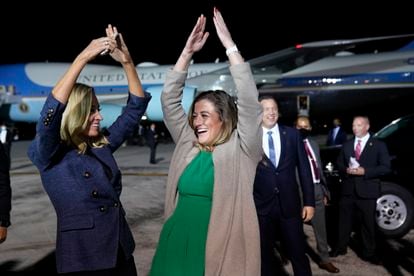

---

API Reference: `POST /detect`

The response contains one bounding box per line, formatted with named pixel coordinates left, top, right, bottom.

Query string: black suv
left=321, top=114, right=414, bottom=239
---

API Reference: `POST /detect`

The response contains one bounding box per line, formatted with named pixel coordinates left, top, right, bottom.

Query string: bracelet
left=226, top=45, right=239, bottom=56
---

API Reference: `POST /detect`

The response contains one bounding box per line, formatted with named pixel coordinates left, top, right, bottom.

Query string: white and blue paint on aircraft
left=0, top=61, right=226, bottom=128
left=186, top=34, right=414, bottom=129
left=3, top=34, right=414, bottom=132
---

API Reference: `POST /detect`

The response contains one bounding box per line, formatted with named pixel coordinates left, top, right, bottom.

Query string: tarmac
left=1, top=140, right=413, bottom=275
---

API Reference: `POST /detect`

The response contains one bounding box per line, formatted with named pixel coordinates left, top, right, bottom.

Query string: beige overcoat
left=161, top=63, right=263, bottom=276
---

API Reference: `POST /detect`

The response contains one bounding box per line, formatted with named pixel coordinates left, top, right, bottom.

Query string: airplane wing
left=298, top=33, right=414, bottom=48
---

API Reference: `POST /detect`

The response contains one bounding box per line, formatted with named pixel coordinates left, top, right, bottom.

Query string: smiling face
left=192, top=99, right=223, bottom=146
left=352, top=116, right=370, bottom=138
left=260, top=98, right=279, bottom=129
left=83, top=94, right=103, bottom=137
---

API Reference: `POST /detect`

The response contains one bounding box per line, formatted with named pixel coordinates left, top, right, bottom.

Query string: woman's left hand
left=106, top=24, right=132, bottom=64
left=213, top=7, right=235, bottom=49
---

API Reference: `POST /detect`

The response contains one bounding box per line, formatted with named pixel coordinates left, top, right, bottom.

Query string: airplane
left=186, top=34, right=414, bottom=132
left=3, top=34, right=414, bottom=138
left=0, top=60, right=227, bottom=138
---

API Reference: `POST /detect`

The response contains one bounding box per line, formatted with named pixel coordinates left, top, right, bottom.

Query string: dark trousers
left=258, top=199, right=312, bottom=276
left=149, top=145, right=156, bottom=163
left=336, top=194, right=377, bottom=257
left=61, top=249, right=137, bottom=276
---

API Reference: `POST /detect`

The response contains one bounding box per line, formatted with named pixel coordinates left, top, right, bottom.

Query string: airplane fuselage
left=0, top=61, right=227, bottom=131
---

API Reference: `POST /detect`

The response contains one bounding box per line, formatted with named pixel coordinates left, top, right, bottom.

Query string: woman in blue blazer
left=27, top=25, right=151, bottom=275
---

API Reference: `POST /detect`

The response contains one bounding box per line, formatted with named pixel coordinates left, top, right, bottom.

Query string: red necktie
left=304, top=140, right=320, bottom=181
left=355, top=139, right=362, bottom=160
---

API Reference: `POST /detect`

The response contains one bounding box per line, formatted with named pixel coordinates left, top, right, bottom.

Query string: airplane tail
left=398, top=39, right=414, bottom=51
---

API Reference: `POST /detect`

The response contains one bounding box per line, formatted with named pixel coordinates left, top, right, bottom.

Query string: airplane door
left=297, top=95, right=310, bottom=116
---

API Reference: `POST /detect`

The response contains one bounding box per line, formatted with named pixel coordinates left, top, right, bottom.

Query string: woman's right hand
left=182, top=14, right=209, bottom=56
left=78, top=35, right=116, bottom=63
left=174, top=14, right=209, bottom=72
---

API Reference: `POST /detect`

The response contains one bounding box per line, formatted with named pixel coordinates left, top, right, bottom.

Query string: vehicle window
left=375, top=115, right=414, bottom=139
left=375, top=115, right=414, bottom=154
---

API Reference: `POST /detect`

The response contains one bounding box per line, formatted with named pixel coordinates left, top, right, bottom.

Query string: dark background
left=1, top=1, right=413, bottom=66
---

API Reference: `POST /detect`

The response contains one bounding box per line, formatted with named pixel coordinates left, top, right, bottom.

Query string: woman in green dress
left=150, top=8, right=263, bottom=276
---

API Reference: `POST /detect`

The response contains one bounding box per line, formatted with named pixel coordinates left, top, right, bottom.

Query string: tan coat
left=161, top=63, right=263, bottom=276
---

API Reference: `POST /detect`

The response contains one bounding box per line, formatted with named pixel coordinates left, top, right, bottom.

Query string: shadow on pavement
left=0, top=251, right=57, bottom=275
left=372, top=237, right=414, bottom=275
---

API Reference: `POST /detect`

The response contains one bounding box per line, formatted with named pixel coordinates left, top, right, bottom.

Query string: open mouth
left=196, top=128, right=208, bottom=138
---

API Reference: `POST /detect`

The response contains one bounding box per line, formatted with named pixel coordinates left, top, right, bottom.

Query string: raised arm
left=106, top=25, right=144, bottom=98
left=52, top=32, right=117, bottom=103
left=174, top=15, right=209, bottom=72
left=162, top=15, right=209, bottom=143
left=213, top=7, right=244, bottom=66
left=213, top=8, right=263, bottom=161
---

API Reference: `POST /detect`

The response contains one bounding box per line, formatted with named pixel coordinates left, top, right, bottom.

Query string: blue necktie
left=267, top=131, right=277, bottom=167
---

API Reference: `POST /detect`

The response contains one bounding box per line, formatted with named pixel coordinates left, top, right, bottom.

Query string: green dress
left=150, top=150, right=214, bottom=276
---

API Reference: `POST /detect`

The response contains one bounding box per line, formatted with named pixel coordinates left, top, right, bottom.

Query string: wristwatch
left=0, top=220, right=10, bottom=227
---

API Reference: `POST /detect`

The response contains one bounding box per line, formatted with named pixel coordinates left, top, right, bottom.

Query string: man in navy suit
left=0, top=121, right=12, bottom=243
left=0, top=121, right=13, bottom=164
left=145, top=122, right=159, bottom=164
left=330, top=116, right=391, bottom=265
left=0, top=141, right=11, bottom=244
left=326, top=118, right=347, bottom=146
left=254, top=96, right=315, bottom=276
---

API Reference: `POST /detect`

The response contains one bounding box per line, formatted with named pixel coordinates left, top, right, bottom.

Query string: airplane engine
left=145, top=85, right=196, bottom=121
left=98, top=104, right=126, bottom=128
left=7, top=85, right=197, bottom=140
left=9, top=100, right=43, bottom=123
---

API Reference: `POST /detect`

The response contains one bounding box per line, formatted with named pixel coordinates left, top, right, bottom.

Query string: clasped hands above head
left=100, top=25, right=120, bottom=56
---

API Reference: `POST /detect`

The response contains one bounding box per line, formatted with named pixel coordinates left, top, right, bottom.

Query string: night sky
left=1, top=1, right=413, bottom=66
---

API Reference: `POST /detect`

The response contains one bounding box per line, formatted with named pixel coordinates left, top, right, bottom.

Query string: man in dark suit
left=0, top=121, right=13, bottom=164
left=330, top=116, right=391, bottom=264
left=254, top=96, right=315, bottom=276
left=326, top=118, right=347, bottom=146
left=296, top=116, right=339, bottom=273
left=145, top=122, right=158, bottom=164
left=0, top=141, right=12, bottom=243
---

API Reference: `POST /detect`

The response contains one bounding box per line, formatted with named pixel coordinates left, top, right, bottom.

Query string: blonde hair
left=60, top=83, right=108, bottom=154
left=188, top=90, right=237, bottom=151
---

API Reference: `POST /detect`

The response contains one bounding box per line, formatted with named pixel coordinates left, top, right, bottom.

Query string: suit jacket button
left=113, top=202, right=119, bottom=207
left=84, top=171, right=91, bottom=178
left=274, top=187, right=279, bottom=193
left=92, top=190, right=98, bottom=198
left=99, top=206, right=107, bottom=212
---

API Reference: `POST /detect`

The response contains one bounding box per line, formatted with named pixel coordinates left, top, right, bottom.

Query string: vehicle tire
left=376, top=182, right=414, bottom=239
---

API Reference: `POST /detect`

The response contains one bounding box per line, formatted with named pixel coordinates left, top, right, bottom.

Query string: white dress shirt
left=262, top=124, right=281, bottom=167
left=354, top=133, right=370, bottom=153
left=0, top=126, right=7, bottom=144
